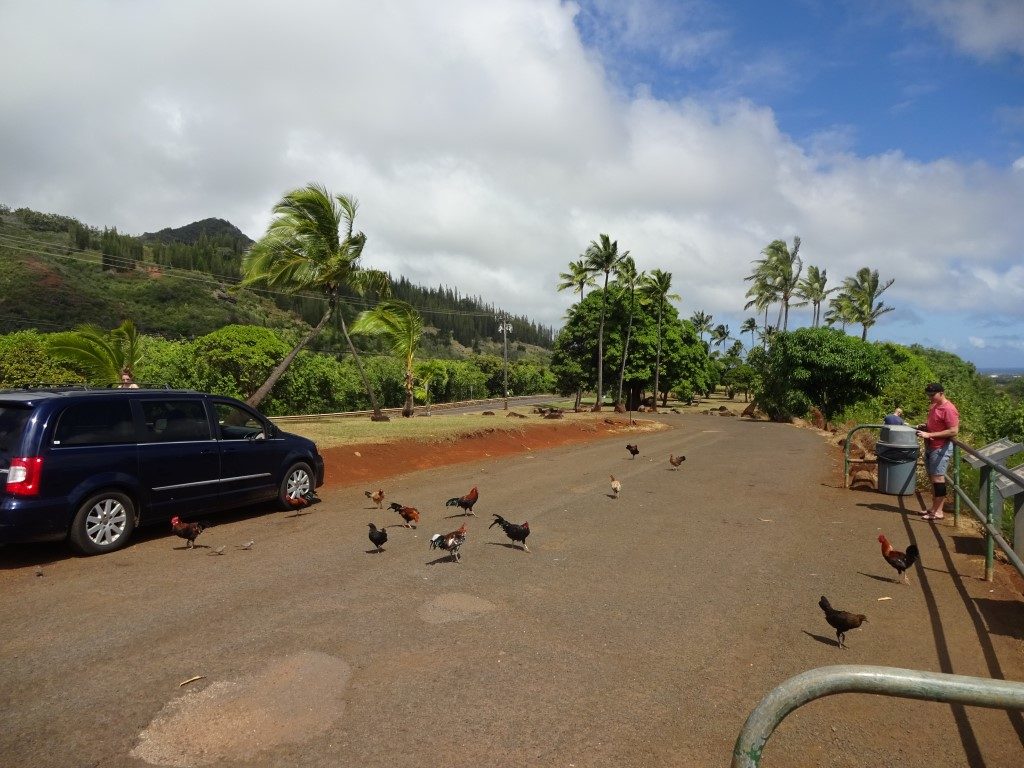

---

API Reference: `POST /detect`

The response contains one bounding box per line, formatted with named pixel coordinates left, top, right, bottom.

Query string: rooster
left=669, top=453, right=686, bottom=469
left=610, top=475, right=621, bottom=497
left=626, top=443, right=639, bottom=459
left=429, top=523, right=467, bottom=562
left=818, top=595, right=867, bottom=648
left=489, top=514, right=530, bottom=551
left=364, top=488, right=385, bottom=509
left=286, top=489, right=320, bottom=509
left=445, top=486, right=479, bottom=516
left=878, top=534, right=919, bottom=583
left=367, top=523, right=388, bottom=552
left=388, top=502, right=420, bottom=528
left=170, top=516, right=205, bottom=548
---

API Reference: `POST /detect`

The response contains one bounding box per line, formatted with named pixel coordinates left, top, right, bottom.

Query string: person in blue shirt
left=883, top=407, right=904, bottom=425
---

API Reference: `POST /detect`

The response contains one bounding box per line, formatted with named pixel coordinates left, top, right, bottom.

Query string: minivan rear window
left=53, top=401, right=135, bottom=446
left=0, top=405, right=32, bottom=460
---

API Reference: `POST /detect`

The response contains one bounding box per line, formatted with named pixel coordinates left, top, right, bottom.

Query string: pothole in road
left=130, top=650, right=351, bottom=766
left=417, top=592, right=496, bottom=624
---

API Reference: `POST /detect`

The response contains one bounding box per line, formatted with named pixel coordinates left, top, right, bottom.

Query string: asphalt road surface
left=1, top=412, right=1022, bottom=767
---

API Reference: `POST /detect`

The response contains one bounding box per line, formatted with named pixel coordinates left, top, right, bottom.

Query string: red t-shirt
left=926, top=399, right=960, bottom=451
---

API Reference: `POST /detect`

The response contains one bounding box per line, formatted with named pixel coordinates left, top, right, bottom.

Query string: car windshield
left=0, top=405, right=33, bottom=464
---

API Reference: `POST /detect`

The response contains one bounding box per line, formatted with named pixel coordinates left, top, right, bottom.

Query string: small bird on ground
left=34, top=566, right=43, bottom=577
left=430, top=523, right=467, bottom=562
left=878, top=534, right=919, bottom=584
left=818, top=595, right=867, bottom=648
left=610, top=475, right=621, bottom=497
left=364, top=489, right=385, bottom=509
left=238, top=540, right=255, bottom=551
left=626, top=443, right=639, bottom=459
left=210, top=545, right=226, bottom=556
left=389, top=502, right=420, bottom=528
left=368, top=523, right=388, bottom=552
left=669, top=453, right=687, bottom=469
left=170, top=516, right=205, bottom=548
left=446, top=486, right=479, bottom=515
left=489, top=514, right=530, bottom=551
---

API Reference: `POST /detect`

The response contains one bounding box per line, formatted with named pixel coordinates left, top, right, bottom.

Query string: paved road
left=1, top=413, right=1022, bottom=767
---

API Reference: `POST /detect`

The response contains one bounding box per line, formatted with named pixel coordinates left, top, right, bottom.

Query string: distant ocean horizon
left=978, top=367, right=1024, bottom=377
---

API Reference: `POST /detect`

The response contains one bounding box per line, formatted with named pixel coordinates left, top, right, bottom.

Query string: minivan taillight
left=7, top=457, right=43, bottom=496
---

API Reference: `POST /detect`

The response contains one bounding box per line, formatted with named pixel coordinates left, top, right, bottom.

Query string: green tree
left=415, top=359, right=449, bottom=414
left=583, top=234, right=626, bottom=410
left=0, top=330, right=84, bottom=388
left=740, top=317, right=757, bottom=352
left=47, top=319, right=143, bottom=386
left=794, top=265, right=836, bottom=328
left=752, top=327, right=890, bottom=422
left=557, top=257, right=597, bottom=301
left=350, top=300, right=424, bottom=417
left=640, top=269, right=679, bottom=412
left=613, top=256, right=645, bottom=408
left=690, top=310, right=713, bottom=346
left=241, top=183, right=391, bottom=417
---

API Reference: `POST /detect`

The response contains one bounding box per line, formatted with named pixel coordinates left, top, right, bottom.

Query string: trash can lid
left=880, top=425, right=918, bottom=445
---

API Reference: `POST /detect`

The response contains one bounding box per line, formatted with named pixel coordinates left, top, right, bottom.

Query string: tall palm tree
left=241, top=184, right=391, bottom=417
left=690, top=310, right=713, bottom=346
left=711, top=323, right=732, bottom=353
left=47, top=319, right=143, bottom=385
left=351, top=300, right=424, bottom=417
left=824, top=293, right=857, bottom=332
left=793, top=265, right=837, bottom=328
left=557, top=257, right=597, bottom=302
left=740, top=317, right=757, bottom=352
left=743, top=270, right=778, bottom=342
left=583, top=234, right=627, bottom=411
left=840, top=267, right=895, bottom=341
left=613, top=256, right=645, bottom=409
left=640, top=269, right=679, bottom=412
left=759, top=237, right=803, bottom=331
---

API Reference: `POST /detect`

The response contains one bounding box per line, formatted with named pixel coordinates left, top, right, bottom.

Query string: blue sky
left=1, top=0, right=1022, bottom=368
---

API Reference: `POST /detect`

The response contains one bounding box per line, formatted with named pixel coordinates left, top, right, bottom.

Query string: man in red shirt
left=915, top=382, right=959, bottom=520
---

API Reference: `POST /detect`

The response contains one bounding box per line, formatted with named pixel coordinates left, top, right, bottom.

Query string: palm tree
left=690, top=310, right=713, bottom=346
left=613, top=256, right=645, bottom=409
left=557, top=257, right=597, bottom=302
left=640, top=269, right=679, bottom=412
left=583, top=234, right=627, bottom=411
left=241, top=184, right=391, bottom=417
left=740, top=317, right=757, bottom=352
left=47, top=319, right=143, bottom=385
left=824, top=294, right=857, bottom=332
left=743, top=270, right=778, bottom=343
left=415, top=359, right=449, bottom=415
left=759, top=237, right=803, bottom=331
left=711, top=323, right=732, bottom=349
left=794, top=265, right=837, bottom=328
left=840, top=267, right=895, bottom=341
left=350, top=300, right=424, bottom=417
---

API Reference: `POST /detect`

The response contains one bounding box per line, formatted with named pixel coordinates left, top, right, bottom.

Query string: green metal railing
left=732, top=665, right=1024, bottom=768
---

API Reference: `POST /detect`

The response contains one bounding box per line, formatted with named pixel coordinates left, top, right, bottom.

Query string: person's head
left=894, top=407, right=903, bottom=417
left=924, top=382, right=945, bottom=402
left=119, top=369, right=135, bottom=386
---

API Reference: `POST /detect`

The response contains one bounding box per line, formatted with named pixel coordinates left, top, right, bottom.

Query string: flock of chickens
left=169, top=435, right=919, bottom=650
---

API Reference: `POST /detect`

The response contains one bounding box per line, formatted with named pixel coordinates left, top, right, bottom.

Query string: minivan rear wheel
left=279, top=462, right=314, bottom=509
left=69, top=491, right=136, bottom=555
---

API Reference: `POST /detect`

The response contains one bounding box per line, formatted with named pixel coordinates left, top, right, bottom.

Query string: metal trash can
left=876, top=425, right=919, bottom=495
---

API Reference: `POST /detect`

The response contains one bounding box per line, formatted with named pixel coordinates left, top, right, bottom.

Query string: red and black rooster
left=445, top=486, right=479, bottom=516
left=430, top=523, right=467, bottom=562
left=489, top=514, right=530, bottom=552
left=170, top=516, right=205, bottom=548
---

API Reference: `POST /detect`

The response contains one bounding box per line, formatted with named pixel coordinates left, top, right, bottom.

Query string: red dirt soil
left=321, top=417, right=648, bottom=489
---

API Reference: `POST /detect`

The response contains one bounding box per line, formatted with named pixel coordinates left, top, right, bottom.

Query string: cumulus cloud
left=910, top=0, right=1024, bottom=60
left=0, top=0, right=1022, bottom=365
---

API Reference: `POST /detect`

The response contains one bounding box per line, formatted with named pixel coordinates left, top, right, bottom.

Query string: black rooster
left=367, top=523, right=388, bottom=552
left=489, top=514, right=530, bottom=552
left=626, top=443, right=640, bottom=459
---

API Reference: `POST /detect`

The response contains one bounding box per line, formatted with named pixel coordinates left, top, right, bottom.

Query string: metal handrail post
left=952, top=443, right=960, bottom=527
left=986, top=471, right=996, bottom=582
left=732, top=665, right=1024, bottom=768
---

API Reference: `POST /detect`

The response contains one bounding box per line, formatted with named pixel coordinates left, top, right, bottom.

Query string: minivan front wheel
left=69, top=491, right=136, bottom=555
left=279, top=462, right=314, bottom=509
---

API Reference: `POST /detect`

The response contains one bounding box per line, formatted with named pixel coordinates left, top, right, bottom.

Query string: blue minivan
left=0, top=387, right=324, bottom=554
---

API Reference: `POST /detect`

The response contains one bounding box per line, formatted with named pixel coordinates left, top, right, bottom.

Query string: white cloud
left=0, top=0, right=1022, bottom=365
left=910, top=0, right=1024, bottom=60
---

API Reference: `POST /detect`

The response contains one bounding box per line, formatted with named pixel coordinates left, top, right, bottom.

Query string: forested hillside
left=0, top=205, right=555, bottom=352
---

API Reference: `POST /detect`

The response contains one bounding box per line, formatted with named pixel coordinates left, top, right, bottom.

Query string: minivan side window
left=214, top=402, right=266, bottom=440
left=53, top=401, right=134, bottom=446
left=140, top=400, right=211, bottom=443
